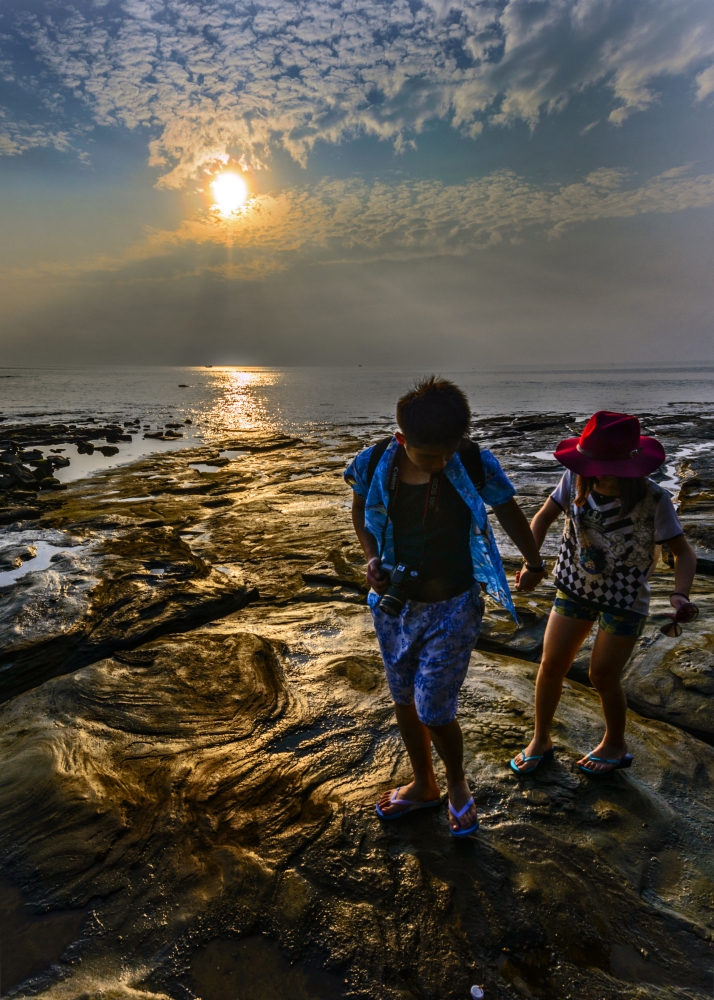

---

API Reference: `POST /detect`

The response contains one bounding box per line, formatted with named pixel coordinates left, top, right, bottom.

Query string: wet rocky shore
left=0, top=410, right=713, bottom=999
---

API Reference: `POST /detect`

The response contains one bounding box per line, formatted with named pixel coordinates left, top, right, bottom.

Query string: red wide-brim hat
left=554, top=410, right=665, bottom=478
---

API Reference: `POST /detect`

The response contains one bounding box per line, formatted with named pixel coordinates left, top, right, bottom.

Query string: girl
left=511, top=411, right=698, bottom=776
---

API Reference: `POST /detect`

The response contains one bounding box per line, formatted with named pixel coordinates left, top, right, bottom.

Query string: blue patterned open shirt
left=344, top=437, right=517, bottom=618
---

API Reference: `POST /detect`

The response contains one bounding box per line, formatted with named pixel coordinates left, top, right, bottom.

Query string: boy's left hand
left=515, top=566, right=546, bottom=592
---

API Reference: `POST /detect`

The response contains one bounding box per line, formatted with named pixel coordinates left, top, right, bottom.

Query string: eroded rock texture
left=0, top=414, right=712, bottom=999
left=1, top=610, right=712, bottom=1000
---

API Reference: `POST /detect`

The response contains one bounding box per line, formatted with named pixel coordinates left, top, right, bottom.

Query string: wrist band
left=670, top=591, right=691, bottom=600
left=525, top=561, right=547, bottom=573
left=367, top=557, right=381, bottom=569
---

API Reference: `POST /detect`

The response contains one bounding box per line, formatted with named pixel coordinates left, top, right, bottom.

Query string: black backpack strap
left=366, top=436, right=394, bottom=487
left=365, top=434, right=485, bottom=491
left=459, top=438, right=486, bottom=491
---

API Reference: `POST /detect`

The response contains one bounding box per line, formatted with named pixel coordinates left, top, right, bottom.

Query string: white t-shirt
left=550, top=471, right=683, bottom=615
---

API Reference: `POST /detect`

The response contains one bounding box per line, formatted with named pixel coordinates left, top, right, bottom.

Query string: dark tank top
left=391, top=475, right=474, bottom=602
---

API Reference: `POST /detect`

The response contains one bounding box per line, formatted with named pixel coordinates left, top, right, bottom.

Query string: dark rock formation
left=0, top=524, right=256, bottom=703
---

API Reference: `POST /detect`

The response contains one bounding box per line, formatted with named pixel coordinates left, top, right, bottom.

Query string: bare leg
left=376, top=702, right=442, bottom=817
left=513, top=611, right=594, bottom=772
left=577, top=629, right=637, bottom=773
left=429, top=718, right=479, bottom=833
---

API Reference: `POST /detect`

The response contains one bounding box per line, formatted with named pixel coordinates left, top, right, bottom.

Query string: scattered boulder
left=0, top=544, right=36, bottom=571
left=9, top=462, right=38, bottom=487
left=30, top=459, right=55, bottom=481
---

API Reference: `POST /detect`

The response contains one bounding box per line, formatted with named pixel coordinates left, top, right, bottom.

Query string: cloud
left=0, top=106, right=77, bottom=157
left=11, top=163, right=714, bottom=282
left=1, top=0, right=713, bottom=185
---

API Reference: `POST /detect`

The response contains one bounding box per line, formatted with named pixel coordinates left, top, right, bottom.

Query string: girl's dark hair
left=396, top=376, right=471, bottom=446
left=575, top=475, right=648, bottom=516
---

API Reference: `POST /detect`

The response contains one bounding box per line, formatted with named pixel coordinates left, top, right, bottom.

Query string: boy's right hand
left=366, top=557, right=390, bottom=594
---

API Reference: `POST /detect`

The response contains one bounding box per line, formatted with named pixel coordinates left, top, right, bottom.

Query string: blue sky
left=1, top=0, right=714, bottom=365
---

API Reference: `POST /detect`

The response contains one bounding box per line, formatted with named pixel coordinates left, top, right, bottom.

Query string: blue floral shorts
left=371, top=588, right=482, bottom=726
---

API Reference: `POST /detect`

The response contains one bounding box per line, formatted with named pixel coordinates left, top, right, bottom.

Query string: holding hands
left=515, top=561, right=547, bottom=592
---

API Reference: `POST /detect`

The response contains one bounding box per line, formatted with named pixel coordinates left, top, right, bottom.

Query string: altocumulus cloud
left=2, top=0, right=713, bottom=184
left=13, top=164, right=714, bottom=281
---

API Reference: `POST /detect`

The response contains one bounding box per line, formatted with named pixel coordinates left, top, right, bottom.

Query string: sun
left=211, top=172, right=248, bottom=215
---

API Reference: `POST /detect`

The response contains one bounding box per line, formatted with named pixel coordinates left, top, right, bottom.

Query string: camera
left=377, top=562, right=420, bottom=617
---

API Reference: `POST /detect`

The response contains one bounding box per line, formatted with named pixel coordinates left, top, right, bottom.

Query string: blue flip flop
left=577, top=752, right=633, bottom=776
left=509, top=746, right=554, bottom=775
left=448, top=797, right=479, bottom=837
left=375, top=786, right=442, bottom=820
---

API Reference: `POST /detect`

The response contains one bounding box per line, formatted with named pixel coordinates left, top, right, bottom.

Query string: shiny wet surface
left=0, top=412, right=712, bottom=999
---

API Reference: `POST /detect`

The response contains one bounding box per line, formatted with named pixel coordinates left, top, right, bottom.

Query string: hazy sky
left=1, top=0, right=713, bottom=366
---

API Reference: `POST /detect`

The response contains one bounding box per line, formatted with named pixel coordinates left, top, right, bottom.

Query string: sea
left=2, top=363, right=714, bottom=483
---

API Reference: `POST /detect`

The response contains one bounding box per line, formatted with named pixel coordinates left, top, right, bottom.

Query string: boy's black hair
left=396, top=376, right=471, bottom=446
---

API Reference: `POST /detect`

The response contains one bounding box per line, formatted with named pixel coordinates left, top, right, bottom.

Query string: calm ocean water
left=1, top=364, right=714, bottom=484
left=3, top=364, right=714, bottom=434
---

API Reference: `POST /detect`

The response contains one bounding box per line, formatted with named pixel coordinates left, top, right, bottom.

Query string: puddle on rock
left=189, top=936, right=347, bottom=1000
left=0, top=876, right=86, bottom=993
left=0, top=540, right=82, bottom=588
left=190, top=463, right=224, bottom=474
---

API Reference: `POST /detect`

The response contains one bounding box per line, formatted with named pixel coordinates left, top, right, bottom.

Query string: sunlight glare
left=211, top=172, right=248, bottom=215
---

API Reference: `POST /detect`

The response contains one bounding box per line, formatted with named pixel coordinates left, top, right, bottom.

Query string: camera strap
left=385, top=445, right=442, bottom=525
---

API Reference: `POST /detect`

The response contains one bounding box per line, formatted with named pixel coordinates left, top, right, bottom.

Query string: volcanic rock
left=0, top=613, right=711, bottom=999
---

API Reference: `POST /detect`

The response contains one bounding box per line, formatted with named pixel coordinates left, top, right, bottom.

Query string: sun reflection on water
left=200, top=367, right=283, bottom=437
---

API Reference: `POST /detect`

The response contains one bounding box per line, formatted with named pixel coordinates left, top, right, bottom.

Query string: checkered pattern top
left=552, top=475, right=668, bottom=613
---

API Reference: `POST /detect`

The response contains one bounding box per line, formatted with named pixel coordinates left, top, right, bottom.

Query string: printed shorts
left=371, top=588, right=482, bottom=726
left=553, top=590, right=646, bottom=638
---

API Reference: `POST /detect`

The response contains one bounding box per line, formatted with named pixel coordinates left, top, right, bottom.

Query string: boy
left=345, top=377, right=545, bottom=836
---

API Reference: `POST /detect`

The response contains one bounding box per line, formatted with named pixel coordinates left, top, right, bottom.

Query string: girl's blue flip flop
left=448, top=797, right=479, bottom=837
left=375, top=786, right=442, bottom=820
left=509, top=746, right=554, bottom=775
left=577, top=752, right=633, bottom=776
